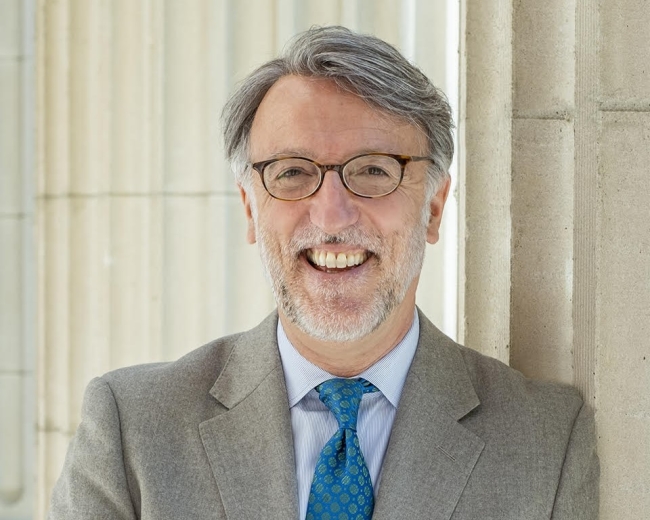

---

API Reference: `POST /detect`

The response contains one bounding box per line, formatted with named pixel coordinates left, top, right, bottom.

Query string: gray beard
left=255, top=219, right=428, bottom=343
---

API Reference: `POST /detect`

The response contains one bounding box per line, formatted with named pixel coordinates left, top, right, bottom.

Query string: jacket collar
left=373, top=310, right=484, bottom=520
left=200, top=313, right=299, bottom=519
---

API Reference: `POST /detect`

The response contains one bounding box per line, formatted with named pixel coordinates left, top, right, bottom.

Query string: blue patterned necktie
left=306, top=378, right=378, bottom=520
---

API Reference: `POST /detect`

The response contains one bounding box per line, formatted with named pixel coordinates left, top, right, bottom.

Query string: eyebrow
left=267, top=150, right=312, bottom=159
left=266, top=148, right=400, bottom=160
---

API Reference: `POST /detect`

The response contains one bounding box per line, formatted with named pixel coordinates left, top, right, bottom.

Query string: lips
left=306, top=249, right=369, bottom=269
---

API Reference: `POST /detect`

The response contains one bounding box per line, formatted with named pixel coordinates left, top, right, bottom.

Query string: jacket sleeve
left=551, top=401, right=600, bottom=519
left=48, top=377, right=138, bottom=520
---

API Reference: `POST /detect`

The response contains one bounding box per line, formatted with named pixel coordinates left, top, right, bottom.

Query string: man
left=49, top=26, right=599, bottom=519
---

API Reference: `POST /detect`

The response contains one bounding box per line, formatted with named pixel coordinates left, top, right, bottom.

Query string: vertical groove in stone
left=36, top=0, right=71, bottom=516
left=67, top=0, right=112, bottom=416
left=147, top=0, right=165, bottom=361
left=459, top=0, right=513, bottom=362
left=0, top=0, right=26, bottom=508
left=109, top=0, right=163, bottom=368
left=509, top=1, right=576, bottom=384
left=214, top=0, right=237, bottom=335
left=68, top=0, right=110, bottom=194
left=573, top=0, right=599, bottom=403
left=38, top=0, right=70, bottom=196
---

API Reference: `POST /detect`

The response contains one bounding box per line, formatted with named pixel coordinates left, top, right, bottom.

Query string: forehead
left=249, top=75, right=426, bottom=162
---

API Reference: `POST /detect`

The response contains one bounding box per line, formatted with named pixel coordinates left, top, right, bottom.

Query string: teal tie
left=306, top=378, right=378, bottom=520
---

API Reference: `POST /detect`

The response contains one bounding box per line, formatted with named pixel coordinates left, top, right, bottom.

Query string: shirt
left=277, top=311, right=420, bottom=520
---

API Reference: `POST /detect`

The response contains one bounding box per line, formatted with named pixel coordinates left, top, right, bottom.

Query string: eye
left=345, top=155, right=401, bottom=182
left=363, top=166, right=390, bottom=177
left=275, top=167, right=310, bottom=180
left=265, top=158, right=319, bottom=183
left=349, top=165, right=391, bottom=178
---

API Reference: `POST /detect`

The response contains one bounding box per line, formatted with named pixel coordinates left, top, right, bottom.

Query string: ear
left=239, top=185, right=257, bottom=244
left=426, top=176, right=451, bottom=245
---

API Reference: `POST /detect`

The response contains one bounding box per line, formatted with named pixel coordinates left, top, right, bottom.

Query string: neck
left=280, top=290, right=417, bottom=377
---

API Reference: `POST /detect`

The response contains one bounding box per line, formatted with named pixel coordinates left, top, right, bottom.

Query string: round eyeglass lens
left=344, top=155, right=402, bottom=196
left=264, top=158, right=320, bottom=200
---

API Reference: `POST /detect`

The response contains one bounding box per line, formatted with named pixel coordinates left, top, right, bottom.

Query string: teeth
left=307, top=249, right=368, bottom=269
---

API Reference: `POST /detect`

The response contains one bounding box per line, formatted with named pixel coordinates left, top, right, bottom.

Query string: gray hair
left=222, top=25, right=454, bottom=196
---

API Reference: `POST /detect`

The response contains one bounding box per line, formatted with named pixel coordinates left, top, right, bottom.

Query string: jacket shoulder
left=100, top=311, right=280, bottom=402
left=101, top=332, right=241, bottom=400
left=456, top=342, right=585, bottom=417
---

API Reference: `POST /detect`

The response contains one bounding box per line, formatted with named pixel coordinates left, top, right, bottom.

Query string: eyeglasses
left=250, top=153, right=431, bottom=201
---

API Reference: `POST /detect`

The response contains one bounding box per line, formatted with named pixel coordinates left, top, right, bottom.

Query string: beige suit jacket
left=49, top=310, right=599, bottom=519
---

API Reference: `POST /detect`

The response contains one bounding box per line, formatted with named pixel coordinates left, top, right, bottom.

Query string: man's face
left=241, top=75, right=448, bottom=342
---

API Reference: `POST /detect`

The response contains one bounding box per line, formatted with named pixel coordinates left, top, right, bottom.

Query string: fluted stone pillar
left=0, top=0, right=35, bottom=518
left=462, top=0, right=650, bottom=516
left=596, top=2, right=650, bottom=515
left=35, top=1, right=456, bottom=516
left=458, top=0, right=512, bottom=362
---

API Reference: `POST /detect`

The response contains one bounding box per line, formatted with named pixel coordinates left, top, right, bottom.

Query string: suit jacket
left=49, top=310, right=599, bottom=519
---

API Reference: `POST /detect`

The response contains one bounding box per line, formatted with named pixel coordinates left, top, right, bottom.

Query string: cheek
left=364, top=199, right=423, bottom=236
left=262, top=202, right=309, bottom=236
left=255, top=211, right=300, bottom=257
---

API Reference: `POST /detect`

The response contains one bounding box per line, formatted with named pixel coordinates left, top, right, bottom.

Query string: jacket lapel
left=199, top=313, right=299, bottom=519
left=373, top=311, right=485, bottom=520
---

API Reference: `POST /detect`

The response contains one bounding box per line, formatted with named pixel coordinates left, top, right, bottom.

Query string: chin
left=292, top=311, right=382, bottom=343
left=279, top=284, right=401, bottom=343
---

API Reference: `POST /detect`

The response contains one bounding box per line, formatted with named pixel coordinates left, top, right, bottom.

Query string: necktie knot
left=307, top=378, right=378, bottom=520
left=316, top=378, right=377, bottom=431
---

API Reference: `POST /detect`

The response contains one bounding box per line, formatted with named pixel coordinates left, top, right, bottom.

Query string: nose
left=308, top=169, right=360, bottom=234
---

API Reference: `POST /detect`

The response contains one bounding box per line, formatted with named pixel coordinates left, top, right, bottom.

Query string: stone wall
left=461, top=0, right=650, bottom=516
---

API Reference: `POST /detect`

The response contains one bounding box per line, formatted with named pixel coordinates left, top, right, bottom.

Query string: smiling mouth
left=305, top=249, right=370, bottom=272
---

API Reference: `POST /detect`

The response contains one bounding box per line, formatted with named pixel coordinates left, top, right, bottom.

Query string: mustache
left=285, top=225, right=383, bottom=256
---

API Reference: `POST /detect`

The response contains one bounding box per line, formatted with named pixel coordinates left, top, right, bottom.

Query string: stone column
left=0, top=0, right=35, bottom=518
left=596, top=1, right=650, bottom=515
left=462, top=0, right=650, bottom=516
left=458, top=0, right=513, bottom=362
left=510, top=0, right=578, bottom=386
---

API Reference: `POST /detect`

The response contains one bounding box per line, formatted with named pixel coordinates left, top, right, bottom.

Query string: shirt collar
left=277, top=310, right=420, bottom=409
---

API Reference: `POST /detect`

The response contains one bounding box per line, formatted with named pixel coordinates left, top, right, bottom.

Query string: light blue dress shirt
left=277, top=311, right=420, bottom=520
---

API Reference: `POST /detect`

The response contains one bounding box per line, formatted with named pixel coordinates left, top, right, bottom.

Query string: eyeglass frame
left=249, top=152, right=432, bottom=201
